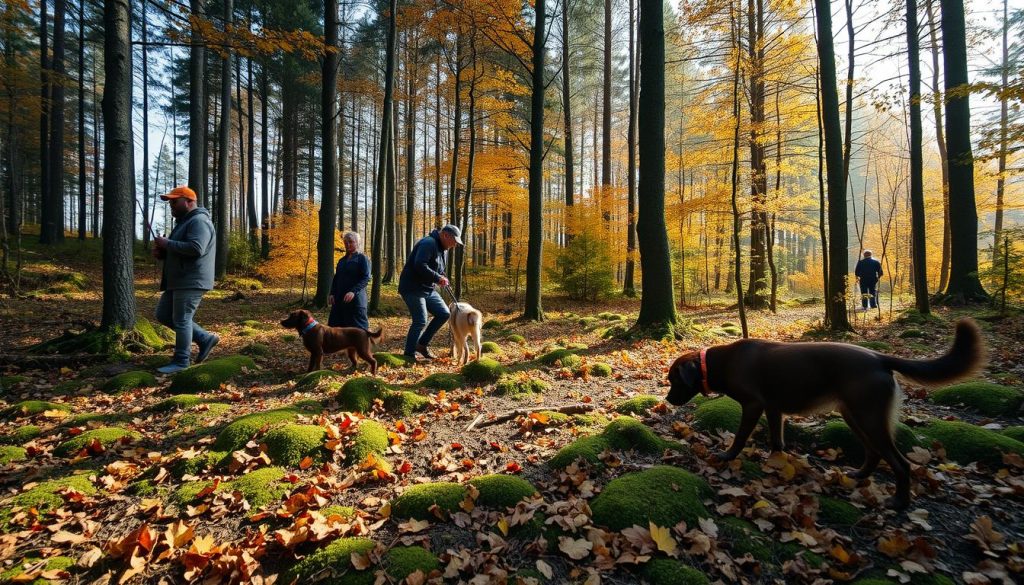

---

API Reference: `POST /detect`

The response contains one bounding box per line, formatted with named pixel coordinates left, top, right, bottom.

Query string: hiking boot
left=415, top=344, right=436, bottom=360
left=157, top=362, right=189, bottom=375
left=196, top=334, right=220, bottom=364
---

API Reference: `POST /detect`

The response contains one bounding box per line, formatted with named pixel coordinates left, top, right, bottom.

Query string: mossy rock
left=238, top=318, right=274, bottom=330
left=718, top=516, right=773, bottom=561
left=374, top=352, right=416, bottom=368
left=482, top=319, right=503, bottom=330
left=578, top=316, right=600, bottom=328
left=897, top=309, right=940, bottom=325
left=172, top=450, right=226, bottom=478
left=295, top=369, right=345, bottom=391
left=62, top=411, right=129, bottom=428
left=468, top=474, right=537, bottom=508
left=600, top=325, right=628, bottom=339
left=419, top=373, right=465, bottom=391
left=929, top=382, right=1024, bottom=417
left=101, top=370, right=157, bottom=394
left=171, top=466, right=290, bottom=509
left=134, top=317, right=176, bottom=350
left=565, top=342, right=589, bottom=351
left=692, top=397, right=743, bottom=434
left=383, top=391, right=429, bottom=417
left=535, top=348, right=580, bottom=366
left=53, top=427, right=141, bottom=457
left=0, top=555, right=76, bottom=585
left=1002, top=426, right=1024, bottom=443
left=283, top=537, right=376, bottom=585
left=494, top=374, right=549, bottom=397
left=461, top=358, right=505, bottom=383
left=1, top=473, right=96, bottom=525
left=639, top=559, right=709, bottom=585
left=615, top=394, right=662, bottom=415
left=548, top=417, right=677, bottom=469
left=213, top=404, right=320, bottom=452
left=919, top=419, right=1024, bottom=467
left=506, top=334, right=526, bottom=346
left=151, top=394, right=208, bottom=412
left=597, top=312, right=625, bottom=322
left=383, top=546, right=440, bottom=580
left=241, top=342, right=271, bottom=357
left=589, top=362, right=613, bottom=377
left=819, top=420, right=924, bottom=463
left=856, top=340, right=893, bottom=352
left=818, top=496, right=863, bottom=526
left=392, top=482, right=468, bottom=520
left=167, top=355, right=256, bottom=394
left=337, top=377, right=393, bottom=413
left=591, top=465, right=711, bottom=531
left=346, top=420, right=388, bottom=465
left=898, top=329, right=925, bottom=339
left=0, top=375, right=29, bottom=392
left=480, top=341, right=502, bottom=354
left=1, top=400, right=70, bottom=420
left=263, top=424, right=327, bottom=467
left=0, top=446, right=27, bottom=464
left=0, top=425, right=42, bottom=445
left=281, top=334, right=297, bottom=343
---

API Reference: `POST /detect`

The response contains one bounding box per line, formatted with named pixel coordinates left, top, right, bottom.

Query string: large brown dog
left=280, top=309, right=382, bottom=374
left=665, top=319, right=983, bottom=509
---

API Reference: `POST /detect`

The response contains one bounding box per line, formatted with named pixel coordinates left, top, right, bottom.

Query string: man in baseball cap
left=397, top=224, right=463, bottom=361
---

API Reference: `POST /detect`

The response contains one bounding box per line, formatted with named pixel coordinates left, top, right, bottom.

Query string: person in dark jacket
left=398, top=224, right=462, bottom=361
left=328, top=231, right=370, bottom=330
left=152, top=186, right=219, bottom=374
left=854, top=249, right=884, bottom=310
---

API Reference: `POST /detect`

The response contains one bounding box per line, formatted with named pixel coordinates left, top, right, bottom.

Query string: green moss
left=461, top=358, right=505, bottom=383
left=1, top=375, right=29, bottom=391
left=281, top=334, right=297, bottom=343
left=718, top=516, right=773, bottom=560
left=506, top=334, right=526, bottom=346
left=337, top=377, right=393, bottom=413
left=383, top=391, right=429, bottom=417
left=2, top=473, right=96, bottom=525
left=468, top=474, right=537, bottom=508
left=127, top=479, right=158, bottom=497
left=54, top=427, right=141, bottom=457
left=172, top=450, right=226, bottom=478
left=283, top=537, right=376, bottom=585
left=600, top=325, right=628, bottom=339
left=134, top=317, right=175, bottom=350
left=597, top=312, right=625, bottom=322
left=241, top=342, right=271, bottom=357
left=392, top=482, right=468, bottom=520
left=856, top=340, right=893, bottom=352
left=494, top=374, right=549, bottom=397
left=383, top=546, right=439, bottom=580
left=213, top=404, right=320, bottom=452
left=0, top=425, right=41, bottom=445
left=374, top=352, right=416, bottom=368
left=919, top=419, right=1024, bottom=467
left=589, top=362, right=613, bottom=377
left=0, top=555, right=76, bottom=585
left=615, top=394, right=662, bottom=415
left=224, top=277, right=263, bottom=291
left=899, top=329, right=925, bottom=338
left=482, top=319, right=503, bottom=330
left=168, top=355, right=256, bottom=394
left=295, top=369, right=345, bottom=391
left=548, top=417, right=676, bottom=469
left=535, top=348, right=579, bottom=366
left=929, top=382, right=1024, bottom=416
left=818, top=496, right=863, bottom=526
left=321, top=505, right=356, bottom=519
left=639, top=559, right=709, bottom=585
left=101, top=370, right=157, bottom=394
left=151, top=394, right=207, bottom=412
left=263, top=424, right=327, bottom=466
left=1, top=400, right=70, bottom=420
left=419, top=373, right=465, bottom=391
left=61, top=411, right=129, bottom=428
left=591, top=466, right=710, bottom=531
left=171, top=467, right=290, bottom=509
left=536, top=411, right=571, bottom=425
left=1002, top=426, right=1024, bottom=443
left=480, top=341, right=502, bottom=354
left=0, top=445, right=27, bottom=464
left=819, top=421, right=924, bottom=463
left=346, top=420, right=388, bottom=465
left=692, top=397, right=743, bottom=434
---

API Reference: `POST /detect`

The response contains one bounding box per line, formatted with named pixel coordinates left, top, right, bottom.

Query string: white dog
left=448, top=301, right=483, bottom=365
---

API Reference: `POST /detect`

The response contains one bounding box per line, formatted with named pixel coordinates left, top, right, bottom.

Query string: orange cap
left=161, top=186, right=197, bottom=201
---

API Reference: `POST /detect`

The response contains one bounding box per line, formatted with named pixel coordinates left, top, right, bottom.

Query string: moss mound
left=392, top=482, right=467, bottom=520
left=213, top=404, right=320, bottom=452
left=535, top=348, right=580, bottom=367
left=494, top=374, right=549, bottom=397
left=506, top=334, right=526, bottom=346
left=383, top=391, right=430, bottom=417
left=241, top=342, right=271, bottom=357
left=818, top=496, right=863, bottom=526
left=919, top=419, right=1024, bottom=467
left=347, top=420, right=389, bottom=465
left=819, top=420, right=924, bottom=463
left=615, top=395, right=662, bottom=415
left=264, top=424, right=327, bottom=466
left=337, top=377, right=393, bottom=413
left=283, top=537, right=376, bottom=585
left=718, top=516, right=774, bottom=560
left=600, top=324, right=628, bottom=339
left=172, top=466, right=290, bottom=509
left=598, top=312, right=625, bottom=322
left=898, top=329, right=925, bottom=338
left=548, top=417, right=676, bottom=469
left=1, top=400, right=70, bottom=420
left=590, top=465, right=710, bottom=531
left=1, top=375, right=29, bottom=392
left=929, top=382, right=1024, bottom=417
left=468, top=474, right=537, bottom=508
left=102, top=370, right=157, bottom=394
left=419, top=373, right=465, bottom=391
left=54, top=427, right=141, bottom=457
left=384, top=546, right=440, bottom=580
left=2, top=473, right=96, bottom=524
left=1002, top=426, right=1024, bottom=443
left=461, top=358, right=505, bottom=383
left=168, top=355, right=256, bottom=394
left=374, top=352, right=416, bottom=368
left=639, top=559, right=709, bottom=585
left=151, top=394, right=208, bottom=412
left=692, top=397, right=743, bottom=434
left=589, top=362, right=613, bottom=377
left=295, top=369, right=345, bottom=391
left=480, top=341, right=502, bottom=354
left=482, top=319, right=503, bottom=330
left=0, top=425, right=41, bottom=445
left=0, top=446, right=27, bottom=464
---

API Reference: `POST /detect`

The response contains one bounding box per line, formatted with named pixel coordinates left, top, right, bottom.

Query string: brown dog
left=280, top=309, right=382, bottom=374
left=665, top=319, right=983, bottom=509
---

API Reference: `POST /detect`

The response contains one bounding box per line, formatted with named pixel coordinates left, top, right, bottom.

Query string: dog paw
left=711, top=450, right=738, bottom=462
left=885, top=495, right=910, bottom=511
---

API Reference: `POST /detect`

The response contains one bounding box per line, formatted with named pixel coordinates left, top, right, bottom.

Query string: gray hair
left=863, top=249, right=873, bottom=256
left=343, top=231, right=361, bottom=251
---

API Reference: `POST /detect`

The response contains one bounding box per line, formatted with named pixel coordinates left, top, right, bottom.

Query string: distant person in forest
left=398, top=224, right=463, bottom=362
left=328, top=231, right=370, bottom=330
left=152, top=186, right=219, bottom=374
left=854, top=249, right=884, bottom=310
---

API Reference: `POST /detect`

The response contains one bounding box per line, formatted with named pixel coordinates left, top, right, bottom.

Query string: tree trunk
left=44, top=0, right=66, bottom=244
left=623, top=0, right=637, bottom=297
left=634, top=0, right=677, bottom=337
left=456, top=44, right=478, bottom=299
left=814, top=0, right=851, bottom=331
left=925, top=0, right=950, bottom=292
left=731, top=0, right=749, bottom=337
left=101, top=0, right=136, bottom=330
left=448, top=38, right=463, bottom=227
left=383, top=101, right=397, bottom=283
left=142, top=0, right=150, bottom=248
left=993, top=0, right=1008, bottom=263
left=405, top=37, right=418, bottom=267
left=369, top=0, right=397, bottom=314
left=38, top=0, right=50, bottom=244
left=188, top=0, right=206, bottom=206
left=744, top=0, right=768, bottom=309
left=938, top=0, right=987, bottom=302
left=561, top=0, right=574, bottom=238
left=523, top=0, right=546, bottom=321
left=77, top=0, right=86, bottom=240
left=92, top=54, right=99, bottom=236
left=907, top=0, right=929, bottom=314
left=260, top=65, right=270, bottom=258
left=215, top=0, right=232, bottom=280
left=601, top=0, right=611, bottom=213
left=434, top=57, right=442, bottom=226
left=314, top=0, right=340, bottom=308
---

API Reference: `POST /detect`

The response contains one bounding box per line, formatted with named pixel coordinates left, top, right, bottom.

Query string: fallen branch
left=466, top=403, right=594, bottom=431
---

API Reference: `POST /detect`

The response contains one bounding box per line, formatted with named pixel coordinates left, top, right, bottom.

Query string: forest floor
left=0, top=239, right=1022, bottom=585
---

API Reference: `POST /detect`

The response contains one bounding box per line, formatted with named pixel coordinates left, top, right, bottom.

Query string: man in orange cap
left=152, top=186, right=219, bottom=374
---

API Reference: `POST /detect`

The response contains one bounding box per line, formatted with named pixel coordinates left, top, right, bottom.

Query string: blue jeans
left=156, top=289, right=213, bottom=365
left=859, top=281, right=879, bottom=309
left=402, top=290, right=450, bottom=356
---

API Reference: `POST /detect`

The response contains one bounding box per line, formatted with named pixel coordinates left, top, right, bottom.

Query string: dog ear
left=679, top=359, right=700, bottom=389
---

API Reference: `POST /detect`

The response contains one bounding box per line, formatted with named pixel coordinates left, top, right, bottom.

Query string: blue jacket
left=330, top=252, right=370, bottom=307
left=398, top=230, right=446, bottom=296
left=160, top=207, right=216, bottom=291
left=855, top=257, right=883, bottom=283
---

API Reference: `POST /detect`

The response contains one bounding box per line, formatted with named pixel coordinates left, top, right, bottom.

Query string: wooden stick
left=467, top=403, right=594, bottom=431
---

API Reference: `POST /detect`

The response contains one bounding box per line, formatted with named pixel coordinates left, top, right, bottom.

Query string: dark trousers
left=859, top=280, right=879, bottom=309
left=328, top=302, right=369, bottom=330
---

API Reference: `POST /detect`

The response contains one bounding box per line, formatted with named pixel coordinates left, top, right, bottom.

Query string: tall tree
left=744, top=0, right=768, bottom=309
left=141, top=0, right=150, bottom=248
left=77, top=0, right=86, bottom=239
left=38, top=0, right=50, bottom=244
left=101, top=0, right=136, bottom=330
left=369, top=0, right=397, bottom=314
left=314, top=0, right=340, bottom=307
left=907, top=0, right=929, bottom=314
left=561, top=0, right=574, bottom=213
left=601, top=0, right=611, bottom=207
left=814, top=0, right=851, bottom=331
left=623, top=0, right=637, bottom=296
left=189, top=0, right=206, bottom=206
left=992, top=0, right=1009, bottom=261
left=43, top=0, right=66, bottom=243
left=214, top=0, right=233, bottom=280
left=260, top=64, right=270, bottom=259
left=938, top=0, right=986, bottom=302
left=523, top=0, right=546, bottom=321
left=634, top=0, right=677, bottom=337
left=925, top=0, right=950, bottom=291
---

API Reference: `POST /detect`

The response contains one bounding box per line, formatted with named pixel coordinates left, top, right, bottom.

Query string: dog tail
left=881, top=319, right=984, bottom=387
left=467, top=312, right=479, bottom=328
left=368, top=327, right=383, bottom=346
